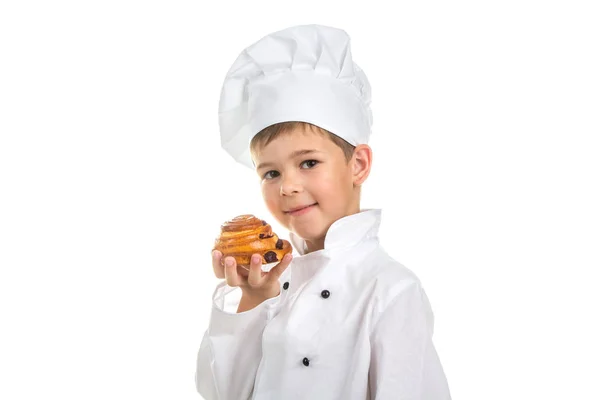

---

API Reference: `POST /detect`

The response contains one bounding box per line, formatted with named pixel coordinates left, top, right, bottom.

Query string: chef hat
left=218, top=24, right=373, bottom=169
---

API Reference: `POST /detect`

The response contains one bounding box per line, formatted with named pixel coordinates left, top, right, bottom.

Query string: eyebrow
left=256, top=149, right=320, bottom=170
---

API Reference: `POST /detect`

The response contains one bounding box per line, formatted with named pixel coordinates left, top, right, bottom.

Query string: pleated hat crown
left=218, top=24, right=373, bottom=169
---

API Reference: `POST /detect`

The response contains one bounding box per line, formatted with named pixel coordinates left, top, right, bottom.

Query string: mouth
left=285, top=203, right=318, bottom=215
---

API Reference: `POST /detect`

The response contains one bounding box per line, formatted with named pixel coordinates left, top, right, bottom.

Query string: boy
left=196, top=24, right=451, bottom=399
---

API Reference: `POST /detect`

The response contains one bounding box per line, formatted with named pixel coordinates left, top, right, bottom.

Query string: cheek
left=261, top=184, right=280, bottom=210
left=317, top=169, right=352, bottom=199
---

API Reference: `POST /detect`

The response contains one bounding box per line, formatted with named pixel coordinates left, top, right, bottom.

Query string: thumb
left=268, top=253, right=293, bottom=281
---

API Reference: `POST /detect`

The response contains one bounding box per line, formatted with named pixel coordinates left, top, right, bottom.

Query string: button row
left=282, top=282, right=331, bottom=301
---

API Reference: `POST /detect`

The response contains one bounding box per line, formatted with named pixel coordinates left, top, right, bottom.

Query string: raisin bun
left=213, top=214, right=292, bottom=268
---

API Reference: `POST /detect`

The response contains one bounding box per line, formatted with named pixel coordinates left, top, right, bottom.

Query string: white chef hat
left=218, top=24, right=373, bottom=169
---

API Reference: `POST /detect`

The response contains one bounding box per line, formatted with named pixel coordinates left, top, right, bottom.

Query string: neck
left=304, top=237, right=325, bottom=253
left=303, top=203, right=361, bottom=254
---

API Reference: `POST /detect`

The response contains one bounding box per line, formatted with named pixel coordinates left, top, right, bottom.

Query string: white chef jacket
left=195, top=209, right=451, bottom=399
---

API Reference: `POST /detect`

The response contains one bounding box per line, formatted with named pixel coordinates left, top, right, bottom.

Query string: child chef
left=195, top=24, right=452, bottom=400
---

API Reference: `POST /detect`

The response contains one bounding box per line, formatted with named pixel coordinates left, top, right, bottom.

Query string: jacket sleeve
left=195, top=281, right=282, bottom=400
left=368, top=280, right=452, bottom=400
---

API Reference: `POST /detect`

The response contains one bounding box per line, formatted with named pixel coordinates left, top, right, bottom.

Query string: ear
left=351, top=144, right=372, bottom=187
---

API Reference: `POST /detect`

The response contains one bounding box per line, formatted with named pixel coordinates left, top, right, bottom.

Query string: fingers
left=223, top=256, right=242, bottom=287
left=247, top=254, right=264, bottom=288
left=212, top=251, right=293, bottom=292
left=267, top=253, right=293, bottom=282
left=212, top=250, right=225, bottom=279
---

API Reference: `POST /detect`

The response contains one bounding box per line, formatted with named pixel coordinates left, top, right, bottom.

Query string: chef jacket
left=195, top=209, right=451, bottom=399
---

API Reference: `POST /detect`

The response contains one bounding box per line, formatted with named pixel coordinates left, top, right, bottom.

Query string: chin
left=291, top=222, right=327, bottom=242
left=275, top=206, right=329, bottom=239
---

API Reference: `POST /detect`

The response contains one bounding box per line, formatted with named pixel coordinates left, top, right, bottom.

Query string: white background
left=1, top=0, right=599, bottom=399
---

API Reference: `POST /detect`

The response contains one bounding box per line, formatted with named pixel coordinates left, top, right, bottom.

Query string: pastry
left=213, top=214, right=292, bottom=268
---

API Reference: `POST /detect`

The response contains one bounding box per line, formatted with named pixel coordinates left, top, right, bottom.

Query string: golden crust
left=213, top=215, right=292, bottom=267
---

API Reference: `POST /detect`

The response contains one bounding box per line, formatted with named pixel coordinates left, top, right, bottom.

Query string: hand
left=212, top=250, right=293, bottom=300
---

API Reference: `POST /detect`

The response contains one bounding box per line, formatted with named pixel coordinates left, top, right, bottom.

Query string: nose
left=280, top=173, right=303, bottom=196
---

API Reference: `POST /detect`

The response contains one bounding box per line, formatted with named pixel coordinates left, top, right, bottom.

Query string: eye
left=300, top=160, right=319, bottom=169
left=263, top=170, right=280, bottom=180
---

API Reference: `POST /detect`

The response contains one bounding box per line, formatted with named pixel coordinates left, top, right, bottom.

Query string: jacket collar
left=288, top=208, right=382, bottom=256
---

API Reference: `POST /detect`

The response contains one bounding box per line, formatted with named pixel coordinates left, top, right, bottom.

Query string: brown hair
left=250, top=121, right=356, bottom=164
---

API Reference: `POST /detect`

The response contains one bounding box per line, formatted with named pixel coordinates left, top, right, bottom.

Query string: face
left=253, top=126, right=360, bottom=247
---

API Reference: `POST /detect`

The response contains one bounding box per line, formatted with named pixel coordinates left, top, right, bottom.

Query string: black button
left=303, top=357, right=310, bottom=367
left=283, top=282, right=289, bottom=290
left=321, top=290, right=330, bottom=299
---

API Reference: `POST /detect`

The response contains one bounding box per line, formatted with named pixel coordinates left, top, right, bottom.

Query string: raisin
left=276, top=239, right=283, bottom=249
left=264, top=251, right=278, bottom=263
left=261, top=220, right=267, bottom=226
left=259, top=233, right=265, bottom=239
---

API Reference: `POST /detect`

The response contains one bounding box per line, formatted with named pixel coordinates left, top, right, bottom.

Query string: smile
left=285, top=203, right=317, bottom=216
